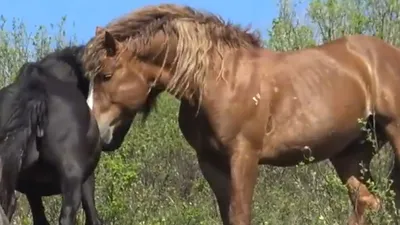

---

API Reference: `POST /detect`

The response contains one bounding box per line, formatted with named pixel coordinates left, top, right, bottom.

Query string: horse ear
left=103, top=31, right=117, bottom=56
left=95, top=26, right=104, bottom=36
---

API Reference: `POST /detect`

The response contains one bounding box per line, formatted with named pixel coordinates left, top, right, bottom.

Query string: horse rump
left=0, top=62, right=48, bottom=219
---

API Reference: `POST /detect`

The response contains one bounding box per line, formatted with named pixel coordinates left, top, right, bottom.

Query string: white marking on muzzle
left=87, top=80, right=94, bottom=110
left=99, top=123, right=115, bottom=144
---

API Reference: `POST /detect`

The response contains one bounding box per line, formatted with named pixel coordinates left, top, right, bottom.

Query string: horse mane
left=27, top=45, right=90, bottom=98
left=36, top=45, right=85, bottom=73
left=83, top=4, right=264, bottom=101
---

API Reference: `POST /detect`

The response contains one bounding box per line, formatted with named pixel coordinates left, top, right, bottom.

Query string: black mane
left=29, top=45, right=89, bottom=98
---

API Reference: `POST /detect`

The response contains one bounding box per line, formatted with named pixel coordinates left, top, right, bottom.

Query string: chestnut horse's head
left=85, top=27, right=161, bottom=151
left=82, top=4, right=262, bottom=151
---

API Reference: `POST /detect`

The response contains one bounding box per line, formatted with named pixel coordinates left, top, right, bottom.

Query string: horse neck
left=39, top=48, right=89, bottom=97
left=137, top=32, right=178, bottom=68
left=136, top=34, right=185, bottom=93
left=139, top=32, right=261, bottom=107
left=139, top=36, right=228, bottom=104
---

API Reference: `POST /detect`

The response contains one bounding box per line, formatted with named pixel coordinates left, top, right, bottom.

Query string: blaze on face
left=87, top=28, right=153, bottom=151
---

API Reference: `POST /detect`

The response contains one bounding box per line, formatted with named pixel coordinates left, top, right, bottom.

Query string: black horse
left=0, top=157, right=10, bottom=225
left=0, top=46, right=104, bottom=225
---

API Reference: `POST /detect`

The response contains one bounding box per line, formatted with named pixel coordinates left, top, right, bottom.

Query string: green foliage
left=2, top=0, right=400, bottom=224
left=266, top=0, right=316, bottom=50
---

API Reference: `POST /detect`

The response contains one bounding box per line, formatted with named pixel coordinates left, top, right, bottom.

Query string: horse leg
left=0, top=203, right=9, bottom=225
left=197, top=152, right=231, bottom=224
left=26, top=193, right=50, bottom=225
left=383, top=122, right=400, bottom=210
left=58, top=163, right=83, bottom=225
left=178, top=101, right=258, bottom=225
left=330, top=140, right=379, bottom=225
left=388, top=158, right=400, bottom=220
left=197, top=146, right=258, bottom=225
left=389, top=159, right=400, bottom=207
left=229, top=145, right=259, bottom=225
left=81, top=173, right=102, bottom=225
left=6, top=192, right=17, bottom=222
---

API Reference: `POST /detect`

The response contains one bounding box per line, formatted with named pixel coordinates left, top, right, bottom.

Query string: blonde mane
left=83, top=3, right=263, bottom=100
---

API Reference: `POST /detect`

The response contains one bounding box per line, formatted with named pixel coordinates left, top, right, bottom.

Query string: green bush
left=2, top=0, right=400, bottom=224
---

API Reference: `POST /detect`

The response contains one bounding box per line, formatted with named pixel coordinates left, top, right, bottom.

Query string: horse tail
left=0, top=63, right=48, bottom=215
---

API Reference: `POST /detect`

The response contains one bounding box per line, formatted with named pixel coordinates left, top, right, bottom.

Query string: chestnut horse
left=83, top=4, right=400, bottom=225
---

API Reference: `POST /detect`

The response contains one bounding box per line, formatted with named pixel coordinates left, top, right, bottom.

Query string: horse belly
left=260, top=100, right=366, bottom=166
left=17, top=163, right=60, bottom=195
left=261, top=123, right=361, bottom=166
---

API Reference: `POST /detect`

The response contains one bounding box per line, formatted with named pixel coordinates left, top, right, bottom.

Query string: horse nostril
left=100, top=128, right=113, bottom=144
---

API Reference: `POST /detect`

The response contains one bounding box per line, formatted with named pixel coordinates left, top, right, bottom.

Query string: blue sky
left=2, top=0, right=309, bottom=44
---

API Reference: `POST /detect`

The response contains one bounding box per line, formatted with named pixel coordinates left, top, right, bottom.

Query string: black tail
left=0, top=63, right=48, bottom=216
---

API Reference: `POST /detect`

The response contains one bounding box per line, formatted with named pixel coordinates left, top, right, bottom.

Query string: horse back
left=203, top=35, right=400, bottom=164
left=258, top=35, right=400, bottom=162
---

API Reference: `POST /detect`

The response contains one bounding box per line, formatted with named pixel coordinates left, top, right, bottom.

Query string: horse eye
left=102, top=73, right=112, bottom=81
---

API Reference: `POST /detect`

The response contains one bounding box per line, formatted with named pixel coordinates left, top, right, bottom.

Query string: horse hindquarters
left=381, top=121, right=400, bottom=210
left=0, top=67, right=48, bottom=219
left=372, top=81, right=400, bottom=211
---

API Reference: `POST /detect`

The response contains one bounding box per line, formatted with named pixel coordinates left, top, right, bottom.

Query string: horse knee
left=61, top=163, right=84, bottom=185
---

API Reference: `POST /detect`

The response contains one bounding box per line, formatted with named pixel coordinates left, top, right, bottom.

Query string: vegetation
left=1, top=0, right=400, bottom=224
